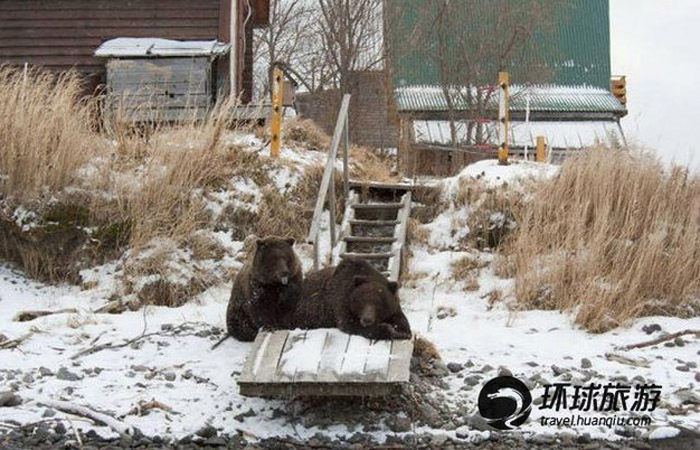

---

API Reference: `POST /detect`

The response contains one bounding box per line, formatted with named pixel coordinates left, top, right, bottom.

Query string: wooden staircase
left=333, top=188, right=412, bottom=282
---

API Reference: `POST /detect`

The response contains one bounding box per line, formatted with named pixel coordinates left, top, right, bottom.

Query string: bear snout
left=359, top=305, right=377, bottom=327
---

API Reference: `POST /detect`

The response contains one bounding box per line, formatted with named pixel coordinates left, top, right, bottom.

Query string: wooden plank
left=341, top=252, right=395, bottom=259
left=239, top=382, right=397, bottom=398
left=0, top=19, right=218, bottom=29
left=251, top=331, right=289, bottom=383
left=110, top=94, right=211, bottom=110
left=349, top=219, right=400, bottom=226
left=0, top=28, right=216, bottom=39
left=363, top=340, right=392, bottom=382
left=293, top=330, right=329, bottom=382
left=0, top=9, right=219, bottom=20
left=239, top=331, right=271, bottom=383
left=316, top=330, right=351, bottom=382
left=274, top=329, right=307, bottom=382
left=387, top=340, right=413, bottom=382
left=0, top=1, right=220, bottom=11
left=389, top=192, right=412, bottom=282
left=338, top=335, right=371, bottom=381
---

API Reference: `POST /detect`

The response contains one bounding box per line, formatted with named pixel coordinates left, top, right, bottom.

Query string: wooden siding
left=0, top=0, right=229, bottom=93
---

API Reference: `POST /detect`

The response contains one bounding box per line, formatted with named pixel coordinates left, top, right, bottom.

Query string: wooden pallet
left=238, top=329, right=413, bottom=397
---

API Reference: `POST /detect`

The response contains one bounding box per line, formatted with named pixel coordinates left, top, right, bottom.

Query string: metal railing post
left=343, top=112, right=349, bottom=199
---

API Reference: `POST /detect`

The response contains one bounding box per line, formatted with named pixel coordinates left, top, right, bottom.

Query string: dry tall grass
left=0, top=66, right=100, bottom=203
left=507, top=148, right=700, bottom=332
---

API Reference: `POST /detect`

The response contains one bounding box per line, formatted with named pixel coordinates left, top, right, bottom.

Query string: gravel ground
left=1, top=425, right=699, bottom=450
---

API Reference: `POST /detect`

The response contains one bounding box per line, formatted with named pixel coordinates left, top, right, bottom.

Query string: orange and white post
left=497, top=72, right=510, bottom=165
left=269, top=66, right=284, bottom=158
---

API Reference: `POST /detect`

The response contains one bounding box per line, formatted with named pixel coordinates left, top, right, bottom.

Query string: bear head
left=251, top=236, right=299, bottom=286
left=348, top=275, right=401, bottom=327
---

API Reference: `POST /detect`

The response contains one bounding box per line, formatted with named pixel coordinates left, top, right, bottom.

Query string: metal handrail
left=307, top=94, right=351, bottom=270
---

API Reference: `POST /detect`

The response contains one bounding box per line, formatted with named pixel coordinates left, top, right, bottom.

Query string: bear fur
left=225, top=236, right=302, bottom=342
left=291, top=258, right=411, bottom=340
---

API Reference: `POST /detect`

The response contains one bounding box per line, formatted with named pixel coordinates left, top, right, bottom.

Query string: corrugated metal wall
left=0, top=0, right=228, bottom=92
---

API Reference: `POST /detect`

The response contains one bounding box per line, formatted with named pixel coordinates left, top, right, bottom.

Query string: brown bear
left=292, top=258, right=411, bottom=340
left=225, top=236, right=302, bottom=342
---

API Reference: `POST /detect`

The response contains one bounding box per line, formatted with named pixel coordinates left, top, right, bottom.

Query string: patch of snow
left=648, top=426, right=680, bottom=439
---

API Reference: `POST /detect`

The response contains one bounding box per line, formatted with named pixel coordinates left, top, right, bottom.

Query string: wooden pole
left=497, top=72, right=510, bottom=165
left=536, top=136, right=546, bottom=162
left=269, top=66, right=284, bottom=158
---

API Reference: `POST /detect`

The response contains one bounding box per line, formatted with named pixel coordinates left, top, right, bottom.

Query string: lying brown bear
left=292, top=258, right=411, bottom=340
left=225, top=236, right=302, bottom=342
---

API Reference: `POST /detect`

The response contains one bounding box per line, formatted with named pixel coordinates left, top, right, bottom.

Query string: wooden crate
left=238, top=329, right=413, bottom=397
left=106, top=57, right=213, bottom=121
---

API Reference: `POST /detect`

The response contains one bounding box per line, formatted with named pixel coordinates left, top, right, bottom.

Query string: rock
left=525, top=361, right=539, bottom=367
left=686, top=361, right=697, bottom=369
left=41, top=408, right=56, bottom=418
left=132, top=365, right=148, bottom=372
left=387, top=415, right=412, bottom=433
left=551, top=365, right=568, bottom=376
left=203, top=436, right=226, bottom=447
left=161, top=323, right=174, bottom=331
left=673, top=337, right=685, bottom=347
left=22, top=373, right=34, bottom=384
left=464, top=375, right=481, bottom=386
left=467, top=413, right=490, bottom=431
left=163, top=372, right=176, bottom=382
left=56, top=367, right=82, bottom=381
left=54, top=423, right=66, bottom=435
left=676, top=388, right=700, bottom=405
left=642, top=324, right=661, bottom=334
left=447, top=362, right=463, bottom=373
left=664, top=342, right=675, bottom=348
left=497, top=366, right=512, bottom=377
left=234, top=408, right=256, bottom=422
left=581, top=358, right=592, bottom=369
left=419, top=403, right=442, bottom=428
left=0, top=391, right=22, bottom=407
left=479, top=364, right=494, bottom=374
left=195, top=425, right=217, bottom=439
left=695, top=372, right=700, bottom=383
left=676, top=365, right=690, bottom=372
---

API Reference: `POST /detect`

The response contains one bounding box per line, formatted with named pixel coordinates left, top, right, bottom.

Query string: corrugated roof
left=95, top=38, right=230, bottom=58
left=387, top=0, right=611, bottom=89
left=394, top=84, right=626, bottom=114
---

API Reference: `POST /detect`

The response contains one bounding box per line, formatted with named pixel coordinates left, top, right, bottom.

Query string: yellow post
left=536, top=136, right=546, bottom=162
left=497, top=72, right=510, bottom=165
left=269, top=66, right=284, bottom=158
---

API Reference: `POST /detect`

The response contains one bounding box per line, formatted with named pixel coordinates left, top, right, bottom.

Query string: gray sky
left=610, top=0, right=700, bottom=171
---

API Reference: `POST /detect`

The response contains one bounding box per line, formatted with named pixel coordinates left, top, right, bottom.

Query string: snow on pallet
left=238, top=329, right=413, bottom=397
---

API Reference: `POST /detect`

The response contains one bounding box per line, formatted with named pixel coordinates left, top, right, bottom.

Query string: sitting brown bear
left=225, top=236, right=302, bottom=342
left=292, top=258, right=411, bottom=340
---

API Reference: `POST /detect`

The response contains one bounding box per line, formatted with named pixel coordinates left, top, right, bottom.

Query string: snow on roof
left=413, top=119, right=624, bottom=149
left=95, top=38, right=230, bottom=58
left=394, top=84, right=626, bottom=114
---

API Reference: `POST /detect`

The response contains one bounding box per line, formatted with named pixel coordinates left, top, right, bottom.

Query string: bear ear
left=285, top=237, right=295, bottom=246
left=353, top=275, right=368, bottom=287
left=387, top=281, right=399, bottom=294
left=255, top=238, right=267, bottom=249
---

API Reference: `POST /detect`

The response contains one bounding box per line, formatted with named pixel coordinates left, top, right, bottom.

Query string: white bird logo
left=486, top=387, right=532, bottom=429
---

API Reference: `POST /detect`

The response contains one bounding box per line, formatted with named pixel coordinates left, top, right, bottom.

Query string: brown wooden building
left=0, top=0, right=269, bottom=101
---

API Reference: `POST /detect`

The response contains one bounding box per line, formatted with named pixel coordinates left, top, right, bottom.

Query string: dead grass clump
left=291, top=164, right=346, bottom=224
left=450, top=255, right=486, bottom=292
left=508, top=147, right=700, bottom=332
left=0, top=67, right=102, bottom=203
left=349, top=145, right=396, bottom=183
left=407, top=218, right=430, bottom=246
left=412, top=185, right=445, bottom=224
left=256, top=188, right=307, bottom=241
left=413, top=337, right=441, bottom=361
left=283, top=118, right=330, bottom=151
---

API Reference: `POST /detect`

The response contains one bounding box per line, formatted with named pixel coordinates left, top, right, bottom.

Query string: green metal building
left=385, top=0, right=627, bottom=175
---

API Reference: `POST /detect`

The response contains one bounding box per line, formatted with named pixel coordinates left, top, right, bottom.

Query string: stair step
left=341, top=252, right=395, bottom=260
left=343, top=236, right=396, bottom=243
left=353, top=203, right=403, bottom=210
left=349, top=219, right=400, bottom=226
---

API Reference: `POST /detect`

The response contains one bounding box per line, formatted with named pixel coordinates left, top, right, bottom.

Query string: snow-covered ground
left=1, top=159, right=699, bottom=444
